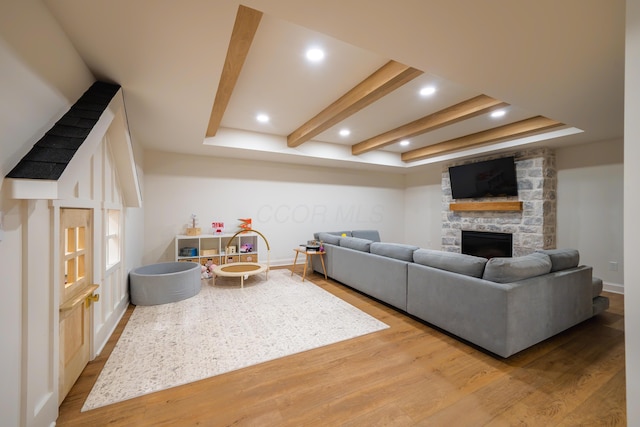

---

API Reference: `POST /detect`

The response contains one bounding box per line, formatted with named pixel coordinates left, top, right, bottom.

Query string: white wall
left=625, top=0, right=639, bottom=423
left=0, top=0, right=93, bottom=180
left=143, top=150, right=406, bottom=265
left=556, top=139, right=624, bottom=292
left=404, top=166, right=444, bottom=249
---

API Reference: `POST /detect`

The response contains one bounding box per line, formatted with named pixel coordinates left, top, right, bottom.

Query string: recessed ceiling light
left=256, top=113, right=269, bottom=123
left=339, top=129, right=351, bottom=137
left=491, top=109, right=507, bottom=118
left=306, top=48, right=325, bottom=62
left=399, top=139, right=410, bottom=147
left=419, top=86, right=436, bottom=97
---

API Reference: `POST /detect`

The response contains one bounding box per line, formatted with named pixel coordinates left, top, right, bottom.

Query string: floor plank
left=57, top=268, right=626, bottom=426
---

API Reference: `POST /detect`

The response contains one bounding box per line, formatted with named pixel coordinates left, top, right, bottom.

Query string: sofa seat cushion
left=351, top=230, right=381, bottom=242
left=370, top=242, right=419, bottom=262
left=535, top=248, right=580, bottom=272
left=316, top=232, right=342, bottom=245
left=413, top=249, right=487, bottom=278
left=483, top=252, right=552, bottom=283
left=339, top=236, right=373, bottom=252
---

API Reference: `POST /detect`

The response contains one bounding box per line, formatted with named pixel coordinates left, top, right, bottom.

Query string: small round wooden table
left=291, top=248, right=327, bottom=282
left=212, top=262, right=268, bottom=288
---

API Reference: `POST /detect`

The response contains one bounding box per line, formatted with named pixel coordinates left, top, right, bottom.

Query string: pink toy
left=200, top=260, right=218, bottom=279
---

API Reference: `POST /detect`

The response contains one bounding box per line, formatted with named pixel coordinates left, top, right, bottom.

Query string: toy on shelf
left=239, top=218, right=252, bottom=230
left=201, top=259, right=217, bottom=279
left=240, top=243, right=254, bottom=253
left=212, top=221, right=224, bottom=234
left=186, top=214, right=201, bottom=236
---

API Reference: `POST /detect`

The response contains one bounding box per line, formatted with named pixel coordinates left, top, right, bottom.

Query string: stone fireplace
left=441, top=148, right=557, bottom=257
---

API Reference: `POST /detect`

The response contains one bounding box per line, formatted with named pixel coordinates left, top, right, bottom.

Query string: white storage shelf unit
left=175, top=232, right=259, bottom=265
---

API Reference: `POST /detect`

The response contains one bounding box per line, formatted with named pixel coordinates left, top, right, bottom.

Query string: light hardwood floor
left=57, top=267, right=626, bottom=426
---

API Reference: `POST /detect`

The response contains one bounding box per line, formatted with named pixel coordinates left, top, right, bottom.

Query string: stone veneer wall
left=441, top=148, right=557, bottom=257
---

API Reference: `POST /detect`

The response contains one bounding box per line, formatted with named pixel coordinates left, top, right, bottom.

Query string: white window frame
left=106, top=209, right=121, bottom=270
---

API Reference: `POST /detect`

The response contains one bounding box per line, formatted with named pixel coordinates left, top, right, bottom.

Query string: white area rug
left=82, top=269, right=388, bottom=411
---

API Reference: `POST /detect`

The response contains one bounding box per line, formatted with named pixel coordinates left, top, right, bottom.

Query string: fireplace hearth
left=462, top=230, right=513, bottom=259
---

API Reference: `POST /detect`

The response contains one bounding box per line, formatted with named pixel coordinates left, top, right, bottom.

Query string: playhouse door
left=58, top=208, right=99, bottom=404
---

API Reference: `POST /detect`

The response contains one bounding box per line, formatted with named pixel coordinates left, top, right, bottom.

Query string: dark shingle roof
left=6, top=81, right=121, bottom=180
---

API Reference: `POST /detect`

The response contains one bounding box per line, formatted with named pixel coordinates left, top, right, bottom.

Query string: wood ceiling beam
left=351, top=95, right=508, bottom=155
left=287, top=60, right=423, bottom=148
left=206, top=6, right=263, bottom=137
left=401, top=116, right=564, bottom=162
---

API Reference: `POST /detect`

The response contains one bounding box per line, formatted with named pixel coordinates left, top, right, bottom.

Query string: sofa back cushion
left=370, top=242, right=418, bottom=262
left=535, top=248, right=579, bottom=272
left=351, top=230, right=381, bottom=242
left=314, top=231, right=352, bottom=240
left=413, top=249, right=487, bottom=278
left=482, top=252, right=552, bottom=283
left=339, top=236, right=373, bottom=252
left=316, top=232, right=342, bottom=245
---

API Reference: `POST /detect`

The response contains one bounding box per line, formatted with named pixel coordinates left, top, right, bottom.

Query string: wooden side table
left=291, top=248, right=327, bottom=281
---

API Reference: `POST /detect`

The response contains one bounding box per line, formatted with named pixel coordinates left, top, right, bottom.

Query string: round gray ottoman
left=129, top=262, right=201, bottom=306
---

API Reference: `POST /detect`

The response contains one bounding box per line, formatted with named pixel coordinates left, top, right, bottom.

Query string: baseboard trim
left=603, top=281, right=624, bottom=294
left=270, top=256, right=302, bottom=267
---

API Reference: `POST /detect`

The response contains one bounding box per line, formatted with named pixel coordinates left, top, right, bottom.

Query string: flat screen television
left=448, top=156, right=518, bottom=199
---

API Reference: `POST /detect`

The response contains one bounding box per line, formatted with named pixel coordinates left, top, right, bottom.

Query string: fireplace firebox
left=461, top=230, right=513, bottom=259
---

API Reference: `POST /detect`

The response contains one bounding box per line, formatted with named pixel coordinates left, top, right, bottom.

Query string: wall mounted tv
left=448, top=156, right=518, bottom=199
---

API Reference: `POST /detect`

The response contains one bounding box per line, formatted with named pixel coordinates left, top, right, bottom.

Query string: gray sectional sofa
left=312, top=230, right=610, bottom=358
